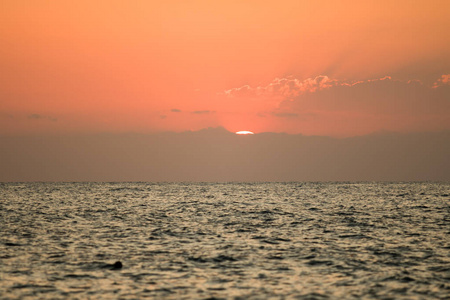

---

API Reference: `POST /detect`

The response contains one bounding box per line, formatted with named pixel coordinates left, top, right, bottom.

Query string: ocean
left=1, top=182, right=449, bottom=299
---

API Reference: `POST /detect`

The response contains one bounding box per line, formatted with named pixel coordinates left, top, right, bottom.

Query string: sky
left=1, top=0, right=449, bottom=137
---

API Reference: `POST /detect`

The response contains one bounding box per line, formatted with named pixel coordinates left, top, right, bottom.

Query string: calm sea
left=1, top=182, right=449, bottom=299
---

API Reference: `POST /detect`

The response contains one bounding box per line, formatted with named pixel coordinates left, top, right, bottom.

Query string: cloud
left=223, top=74, right=450, bottom=135
left=192, top=110, right=212, bottom=114
left=223, top=85, right=254, bottom=97
left=171, top=109, right=182, bottom=113
left=283, top=76, right=450, bottom=115
left=28, top=114, right=43, bottom=120
left=223, top=75, right=409, bottom=100
left=223, top=75, right=340, bottom=99
left=160, top=115, right=167, bottom=119
left=27, top=114, right=57, bottom=121
left=433, top=74, right=450, bottom=88
left=224, top=74, right=450, bottom=116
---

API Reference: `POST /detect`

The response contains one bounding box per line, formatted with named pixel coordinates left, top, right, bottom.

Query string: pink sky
left=1, top=1, right=449, bottom=136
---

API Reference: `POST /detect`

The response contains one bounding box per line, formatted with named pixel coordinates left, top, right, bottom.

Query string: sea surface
left=0, top=182, right=449, bottom=299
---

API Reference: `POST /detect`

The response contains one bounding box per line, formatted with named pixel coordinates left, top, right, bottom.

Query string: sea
left=0, top=182, right=449, bottom=299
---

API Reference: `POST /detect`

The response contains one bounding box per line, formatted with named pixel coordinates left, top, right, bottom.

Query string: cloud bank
left=1, top=128, right=449, bottom=182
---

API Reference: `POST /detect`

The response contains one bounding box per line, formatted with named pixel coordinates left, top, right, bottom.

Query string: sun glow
left=235, top=131, right=254, bottom=135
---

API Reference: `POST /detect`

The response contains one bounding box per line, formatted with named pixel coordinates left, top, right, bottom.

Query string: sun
left=235, top=131, right=254, bottom=135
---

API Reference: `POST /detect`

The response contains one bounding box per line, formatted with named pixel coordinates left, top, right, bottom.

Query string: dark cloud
left=192, top=110, right=211, bottom=114
left=171, top=109, right=182, bottom=113
left=28, top=114, right=43, bottom=120
left=27, top=114, right=58, bottom=121
left=160, top=115, right=167, bottom=119
left=283, top=77, right=450, bottom=115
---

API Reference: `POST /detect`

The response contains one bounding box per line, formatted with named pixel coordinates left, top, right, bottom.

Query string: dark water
left=1, top=182, right=449, bottom=299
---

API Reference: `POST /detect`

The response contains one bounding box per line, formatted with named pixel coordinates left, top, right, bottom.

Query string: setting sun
left=235, top=131, right=254, bottom=135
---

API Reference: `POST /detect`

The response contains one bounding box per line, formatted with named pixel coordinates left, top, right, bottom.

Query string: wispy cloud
left=192, top=110, right=212, bottom=114
left=27, top=114, right=57, bottom=122
left=171, top=109, right=182, bottom=113
left=28, top=114, right=43, bottom=120
left=223, top=75, right=341, bottom=99
left=223, top=75, right=404, bottom=99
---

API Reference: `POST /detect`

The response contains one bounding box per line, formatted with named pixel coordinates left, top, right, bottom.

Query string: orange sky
left=1, top=0, right=449, bottom=136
